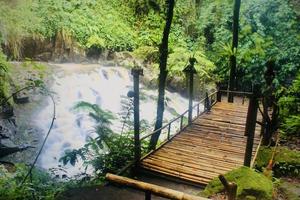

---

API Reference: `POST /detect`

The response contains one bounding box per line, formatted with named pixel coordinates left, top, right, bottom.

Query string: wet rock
left=0, top=144, right=34, bottom=158
left=36, top=52, right=52, bottom=61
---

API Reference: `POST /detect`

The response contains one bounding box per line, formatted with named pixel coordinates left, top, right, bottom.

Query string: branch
left=21, top=90, right=56, bottom=185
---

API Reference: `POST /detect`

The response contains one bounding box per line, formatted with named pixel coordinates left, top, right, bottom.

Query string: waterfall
left=35, top=63, right=192, bottom=176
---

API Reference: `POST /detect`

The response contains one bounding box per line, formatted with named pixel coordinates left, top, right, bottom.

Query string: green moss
left=133, top=46, right=159, bottom=63
left=201, top=166, right=273, bottom=200
left=0, top=52, right=12, bottom=102
left=255, top=146, right=300, bottom=177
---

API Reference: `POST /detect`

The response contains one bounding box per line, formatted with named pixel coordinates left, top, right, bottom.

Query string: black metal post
left=167, top=123, right=171, bottom=140
left=180, top=115, right=183, bottom=130
left=217, top=83, right=222, bottom=102
left=205, top=92, right=211, bottom=112
left=145, top=191, right=151, bottom=200
left=244, top=90, right=259, bottom=167
left=183, top=58, right=197, bottom=125
left=131, top=68, right=143, bottom=167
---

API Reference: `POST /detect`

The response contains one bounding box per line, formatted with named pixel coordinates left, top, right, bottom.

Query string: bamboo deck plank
left=141, top=101, right=261, bottom=185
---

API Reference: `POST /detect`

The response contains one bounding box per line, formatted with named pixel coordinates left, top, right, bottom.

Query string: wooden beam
left=106, top=173, right=208, bottom=200
left=244, top=92, right=259, bottom=167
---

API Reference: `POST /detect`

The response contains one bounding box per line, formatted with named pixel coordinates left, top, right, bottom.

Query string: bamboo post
left=106, top=173, right=208, bottom=200
left=183, top=57, right=197, bottom=125
left=219, top=175, right=237, bottom=200
left=244, top=87, right=259, bottom=167
left=130, top=67, right=143, bottom=167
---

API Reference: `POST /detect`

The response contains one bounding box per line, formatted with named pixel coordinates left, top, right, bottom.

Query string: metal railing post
left=205, top=92, right=211, bottom=112
left=129, top=67, right=143, bottom=168
left=145, top=191, right=151, bottom=200
left=180, top=115, right=183, bottom=130
left=217, top=83, right=222, bottom=102
left=167, top=123, right=171, bottom=140
left=183, top=57, right=197, bottom=125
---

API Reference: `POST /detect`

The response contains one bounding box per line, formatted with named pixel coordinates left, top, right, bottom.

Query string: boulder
left=201, top=166, right=274, bottom=200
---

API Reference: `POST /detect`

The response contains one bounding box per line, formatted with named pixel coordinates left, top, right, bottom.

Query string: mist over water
left=35, top=64, right=196, bottom=176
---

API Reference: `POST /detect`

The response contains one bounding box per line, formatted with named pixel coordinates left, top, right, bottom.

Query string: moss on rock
left=201, top=166, right=273, bottom=200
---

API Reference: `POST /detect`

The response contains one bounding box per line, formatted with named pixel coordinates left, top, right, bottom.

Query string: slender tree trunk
left=149, top=0, right=175, bottom=150
left=228, top=0, right=241, bottom=102
left=262, top=60, right=278, bottom=145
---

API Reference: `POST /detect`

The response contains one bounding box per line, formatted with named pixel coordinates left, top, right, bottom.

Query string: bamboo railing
left=106, top=173, right=209, bottom=200
left=139, top=90, right=219, bottom=156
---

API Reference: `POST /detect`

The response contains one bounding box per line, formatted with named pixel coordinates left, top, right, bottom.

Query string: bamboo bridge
left=106, top=66, right=263, bottom=199
left=140, top=98, right=262, bottom=185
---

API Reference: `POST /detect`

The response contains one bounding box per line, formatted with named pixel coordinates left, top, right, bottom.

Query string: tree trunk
left=228, top=0, right=241, bottom=102
left=149, top=0, right=175, bottom=150
left=262, top=60, right=278, bottom=145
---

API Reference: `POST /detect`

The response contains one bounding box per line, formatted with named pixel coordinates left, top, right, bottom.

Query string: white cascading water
left=35, top=63, right=199, bottom=176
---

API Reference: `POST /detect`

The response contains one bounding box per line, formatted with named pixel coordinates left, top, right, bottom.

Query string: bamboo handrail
left=140, top=90, right=218, bottom=142
left=106, top=173, right=209, bottom=200
left=140, top=110, right=189, bottom=141
left=219, top=90, right=253, bottom=96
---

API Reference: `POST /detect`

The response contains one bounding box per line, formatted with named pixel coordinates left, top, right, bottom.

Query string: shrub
left=0, top=164, right=63, bottom=200
left=255, top=146, right=300, bottom=177
left=278, top=73, right=300, bottom=137
left=59, top=101, right=136, bottom=176
left=0, top=51, right=11, bottom=101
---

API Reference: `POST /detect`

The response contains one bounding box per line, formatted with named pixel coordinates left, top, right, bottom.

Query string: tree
left=259, top=60, right=279, bottom=145
left=149, top=0, right=175, bottom=150
left=228, top=0, right=241, bottom=102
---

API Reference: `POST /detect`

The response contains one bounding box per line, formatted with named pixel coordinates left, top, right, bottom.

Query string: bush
left=167, top=47, right=215, bottom=83
left=0, top=164, right=63, bottom=200
left=0, top=51, right=11, bottom=101
left=255, top=146, right=300, bottom=177
left=59, top=101, right=136, bottom=176
left=201, top=166, right=274, bottom=200
left=133, top=46, right=159, bottom=63
left=278, top=73, right=300, bottom=137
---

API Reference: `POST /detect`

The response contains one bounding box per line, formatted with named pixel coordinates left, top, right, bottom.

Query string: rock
left=201, top=166, right=274, bottom=200
left=35, top=52, right=52, bottom=61
left=0, top=144, right=34, bottom=158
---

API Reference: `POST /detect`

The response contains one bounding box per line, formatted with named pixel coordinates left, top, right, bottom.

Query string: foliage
left=133, top=46, right=159, bottom=63
left=0, top=51, right=11, bottom=101
left=0, top=0, right=41, bottom=59
left=201, top=166, right=274, bottom=200
left=35, top=0, right=137, bottom=51
left=255, top=146, right=300, bottom=177
left=59, top=101, right=135, bottom=175
left=0, top=164, right=64, bottom=200
left=167, top=47, right=215, bottom=82
left=278, top=73, right=300, bottom=136
left=196, top=0, right=300, bottom=90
